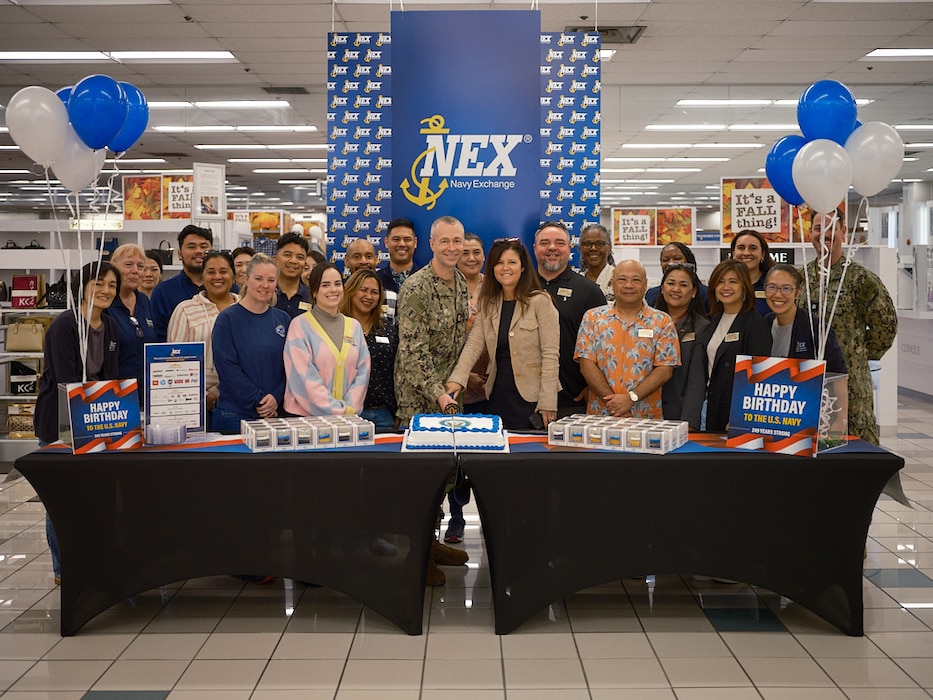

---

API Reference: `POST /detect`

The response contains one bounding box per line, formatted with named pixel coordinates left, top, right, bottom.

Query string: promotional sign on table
left=144, top=342, right=206, bottom=435
left=58, top=379, right=142, bottom=454
left=726, top=355, right=828, bottom=456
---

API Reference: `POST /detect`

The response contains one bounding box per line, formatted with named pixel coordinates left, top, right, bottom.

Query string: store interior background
left=1, top=0, right=932, bottom=408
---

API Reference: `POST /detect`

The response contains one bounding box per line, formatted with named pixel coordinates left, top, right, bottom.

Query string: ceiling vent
left=263, top=86, right=311, bottom=95
left=563, top=25, right=645, bottom=45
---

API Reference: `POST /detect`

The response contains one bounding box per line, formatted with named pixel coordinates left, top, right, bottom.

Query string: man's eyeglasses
left=580, top=240, right=608, bottom=250
left=129, top=315, right=144, bottom=339
left=765, top=284, right=796, bottom=295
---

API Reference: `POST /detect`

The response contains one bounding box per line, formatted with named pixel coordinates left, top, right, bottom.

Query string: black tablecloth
left=16, top=450, right=455, bottom=636
left=461, top=447, right=903, bottom=635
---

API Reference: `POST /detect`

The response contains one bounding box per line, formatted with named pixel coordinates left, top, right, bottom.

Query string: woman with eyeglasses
left=730, top=229, right=774, bottom=316
left=105, top=244, right=159, bottom=398
left=578, top=224, right=615, bottom=302
left=655, top=263, right=710, bottom=429
left=697, top=259, right=772, bottom=432
left=764, top=263, right=847, bottom=373
left=212, top=254, right=291, bottom=433
left=446, top=238, right=560, bottom=430
left=645, top=242, right=709, bottom=310
left=167, top=251, right=240, bottom=429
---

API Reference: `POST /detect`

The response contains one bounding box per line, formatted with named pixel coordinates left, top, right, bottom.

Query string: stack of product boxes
left=241, top=415, right=375, bottom=453
left=548, top=415, right=689, bottom=455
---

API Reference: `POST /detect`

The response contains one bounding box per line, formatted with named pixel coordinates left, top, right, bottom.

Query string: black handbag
left=2, top=240, right=20, bottom=249
left=39, top=273, right=68, bottom=309
left=155, top=240, right=175, bottom=266
left=24, top=239, right=45, bottom=249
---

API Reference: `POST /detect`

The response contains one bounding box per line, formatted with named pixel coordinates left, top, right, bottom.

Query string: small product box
left=294, top=422, right=315, bottom=449
left=586, top=424, right=606, bottom=448
left=349, top=416, right=375, bottom=446
left=242, top=420, right=275, bottom=453
left=548, top=419, right=568, bottom=446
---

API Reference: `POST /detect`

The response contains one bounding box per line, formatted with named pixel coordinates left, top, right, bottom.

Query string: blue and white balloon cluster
left=765, top=79, right=904, bottom=213
left=6, top=75, right=149, bottom=193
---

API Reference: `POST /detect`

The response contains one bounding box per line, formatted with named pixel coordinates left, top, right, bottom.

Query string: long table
left=461, top=445, right=903, bottom=636
left=15, top=449, right=455, bottom=636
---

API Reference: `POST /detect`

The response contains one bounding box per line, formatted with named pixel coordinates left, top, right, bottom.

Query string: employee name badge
left=557, top=287, right=573, bottom=298
left=637, top=328, right=654, bottom=338
left=376, top=335, right=389, bottom=344
left=755, top=290, right=767, bottom=298
left=298, top=301, right=313, bottom=312
left=725, top=332, right=740, bottom=342
left=682, top=331, right=696, bottom=342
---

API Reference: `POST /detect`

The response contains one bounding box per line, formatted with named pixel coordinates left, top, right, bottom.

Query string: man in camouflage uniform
left=802, top=210, right=897, bottom=445
left=394, top=214, right=469, bottom=585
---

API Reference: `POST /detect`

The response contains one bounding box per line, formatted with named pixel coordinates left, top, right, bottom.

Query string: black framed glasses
left=580, top=240, right=608, bottom=250
left=129, top=315, right=144, bottom=339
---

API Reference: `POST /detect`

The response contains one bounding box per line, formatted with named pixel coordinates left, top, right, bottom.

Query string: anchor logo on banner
left=401, top=115, right=449, bottom=210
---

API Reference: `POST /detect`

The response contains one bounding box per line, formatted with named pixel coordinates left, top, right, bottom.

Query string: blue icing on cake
left=404, top=413, right=506, bottom=451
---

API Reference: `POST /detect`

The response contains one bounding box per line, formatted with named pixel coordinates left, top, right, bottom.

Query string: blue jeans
left=360, top=406, right=395, bottom=433
left=212, top=408, right=257, bottom=434
left=37, top=440, right=60, bottom=578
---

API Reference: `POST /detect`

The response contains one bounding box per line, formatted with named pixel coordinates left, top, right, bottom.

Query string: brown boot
left=426, top=555, right=446, bottom=586
left=431, top=539, right=469, bottom=566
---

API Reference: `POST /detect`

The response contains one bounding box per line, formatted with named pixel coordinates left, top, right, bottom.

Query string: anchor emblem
left=400, top=115, right=450, bottom=210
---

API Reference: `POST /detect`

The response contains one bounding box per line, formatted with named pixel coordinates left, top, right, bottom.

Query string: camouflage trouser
left=849, top=408, right=879, bottom=446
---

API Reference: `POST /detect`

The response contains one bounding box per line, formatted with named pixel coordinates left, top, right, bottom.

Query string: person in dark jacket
left=763, top=264, right=847, bottom=374
left=35, top=261, right=121, bottom=584
left=698, top=259, right=772, bottom=432
left=654, top=263, right=710, bottom=429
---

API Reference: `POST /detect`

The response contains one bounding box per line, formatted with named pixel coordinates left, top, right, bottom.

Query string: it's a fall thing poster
left=721, top=177, right=790, bottom=244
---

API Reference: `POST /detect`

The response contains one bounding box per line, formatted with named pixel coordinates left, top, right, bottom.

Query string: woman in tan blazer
left=446, top=238, right=560, bottom=430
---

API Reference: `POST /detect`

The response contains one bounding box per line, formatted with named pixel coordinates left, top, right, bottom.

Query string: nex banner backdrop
left=391, top=10, right=540, bottom=265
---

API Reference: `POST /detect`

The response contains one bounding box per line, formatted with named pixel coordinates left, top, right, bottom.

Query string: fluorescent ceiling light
left=0, top=170, right=32, bottom=174
left=229, top=158, right=327, bottom=163
left=620, top=143, right=761, bottom=150
left=155, top=126, right=237, bottom=133
left=728, top=124, right=798, bottom=131
left=105, top=158, right=166, bottom=164
left=906, top=143, right=933, bottom=148
left=148, top=101, right=193, bottom=109
left=0, top=51, right=109, bottom=62
left=112, top=51, right=237, bottom=63
left=694, top=143, right=763, bottom=148
left=0, top=146, right=20, bottom=151
left=668, top=157, right=730, bottom=162
left=192, top=100, right=289, bottom=109
left=621, top=143, right=691, bottom=149
left=863, top=48, right=933, bottom=60
left=896, top=124, right=933, bottom=130
left=599, top=49, right=616, bottom=61
left=646, top=168, right=702, bottom=173
left=646, top=124, right=726, bottom=131
left=253, top=169, right=314, bottom=174
left=279, top=180, right=320, bottom=184
left=238, top=126, right=316, bottom=132
left=195, top=144, right=267, bottom=150
left=275, top=144, right=330, bottom=150
left=143, top=169, right=192, bottom=174
left=677, top=99, right=771, bottom=107
left=772, top=98, right=872, bottom=106
left=11, top=0, right=170, bottom=4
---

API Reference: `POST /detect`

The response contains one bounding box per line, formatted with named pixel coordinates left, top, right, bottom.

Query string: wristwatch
left=628, top=390, right=639, bottom=403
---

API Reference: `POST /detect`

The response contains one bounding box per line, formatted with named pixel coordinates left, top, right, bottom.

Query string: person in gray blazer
left=654, top=263, right=710, bottom=429
left=446, top=238, right=560, bottom=431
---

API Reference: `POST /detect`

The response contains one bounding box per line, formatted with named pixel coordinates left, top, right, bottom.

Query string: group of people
left=33, top=210, right=897, bottom=586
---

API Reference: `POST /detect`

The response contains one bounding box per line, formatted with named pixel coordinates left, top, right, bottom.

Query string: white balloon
left=845, top=121, right=904, bottom=197
left=51, top=124, right=106, bottom=193
left=5, top=86, right=70, bottom=168
left=791, top=139, right=853, bottom=214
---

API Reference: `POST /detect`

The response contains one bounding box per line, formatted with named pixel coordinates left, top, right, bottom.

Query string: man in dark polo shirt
left=376, top=217, right=420, bottom=323
left=273, top=232, right=311, bottom=319
left=150, top=224, right=212, bottom=341
left=533, top=221, right=607, bottom=417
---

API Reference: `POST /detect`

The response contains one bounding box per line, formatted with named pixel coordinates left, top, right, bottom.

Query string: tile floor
left=1, top=394, right=933, bottom=699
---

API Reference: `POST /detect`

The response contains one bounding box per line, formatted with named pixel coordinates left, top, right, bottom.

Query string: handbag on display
left=24, top=239, right=45, bottom=249
left=95, top=237, right=119, bottom=261
left=0, top=281, right=8, bottom=303
left=11, top=274, right=40, bottom=309
left=6, top=402, right=36, bottom=439
left=155, top=240, right=175, bottom=266
left=5, top=317, right=49, bottom=352
left=39, top=273, right=68, bottom=309
left=2, top=240, right=20, bottom=250
left=9, top=360, right=38, bottom=395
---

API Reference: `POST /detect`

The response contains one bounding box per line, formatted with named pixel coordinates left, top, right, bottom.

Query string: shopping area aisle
left=0, top=394, right=932, bottom=699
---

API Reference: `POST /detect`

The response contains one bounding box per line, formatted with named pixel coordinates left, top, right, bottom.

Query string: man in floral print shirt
left=575, top=259, right=680, bottom=419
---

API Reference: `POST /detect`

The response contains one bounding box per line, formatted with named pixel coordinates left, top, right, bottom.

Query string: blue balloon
left=109, top=82, right=149, bottom=153
left=67, top=74, right=128, bottom=150
left=55, top=86, right=73, bottom=104
left=765, top=135, right=807, bottom=206
left=797, top=79, right=858, bottom=146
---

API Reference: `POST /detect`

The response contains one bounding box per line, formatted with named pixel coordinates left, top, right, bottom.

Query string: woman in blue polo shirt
left=104, top=244, right=158, bottom=402
left=212, top=254, right=291, bottom=433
